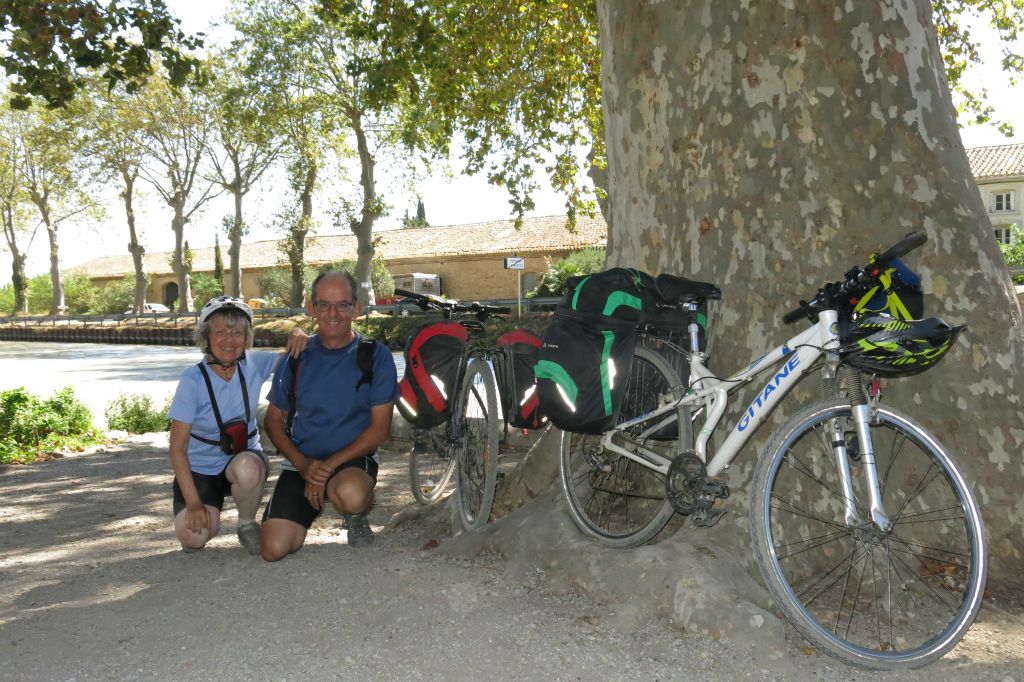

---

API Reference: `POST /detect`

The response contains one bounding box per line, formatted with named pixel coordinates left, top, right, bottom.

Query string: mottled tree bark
left=287, top=163, right=317, bottom=309
left=597, top=0, right=1023, bottom=587
left=229, top=188, right=243, bottom=298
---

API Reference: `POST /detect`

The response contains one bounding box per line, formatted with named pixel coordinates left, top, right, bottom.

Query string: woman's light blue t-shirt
left=169, top=351, right=281, bottom=475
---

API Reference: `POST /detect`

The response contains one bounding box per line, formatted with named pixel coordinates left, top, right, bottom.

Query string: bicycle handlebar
left=393, top=288, right=510, bottom=320
left=782, top=230, right=926, bottom=325
left=875, top=230, right=926, bottom=264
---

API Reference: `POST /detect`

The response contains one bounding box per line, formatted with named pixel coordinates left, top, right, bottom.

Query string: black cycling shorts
left=171, top=451, right=269, bottom=516
left=172, top=470, right=231, bottom=516
left=262, top=456, right=379, bottom=529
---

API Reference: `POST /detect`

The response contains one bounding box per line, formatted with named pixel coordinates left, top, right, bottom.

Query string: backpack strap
left=355, top=336, right=376, bottom=391
left=285, top=337, right=374, bottom=436
left=192, top=362, right=256, bottom=447
left=286, top=353, right=303, bottom=437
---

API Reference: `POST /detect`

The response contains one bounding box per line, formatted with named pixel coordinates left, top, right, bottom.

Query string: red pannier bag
left=396, top=321, right=468, bottom=428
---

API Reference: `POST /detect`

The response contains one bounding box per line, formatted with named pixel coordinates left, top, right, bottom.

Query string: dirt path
left=1, top=435, right=1021, bottom=681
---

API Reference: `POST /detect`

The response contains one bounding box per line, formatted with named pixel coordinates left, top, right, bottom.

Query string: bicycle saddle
left=655, top=273, right=722, bottom=303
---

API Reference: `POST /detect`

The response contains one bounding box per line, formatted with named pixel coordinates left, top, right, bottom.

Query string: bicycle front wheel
left=454, top=358, right=500, bottom=531
left=560, top=346, right=682, bottom=548
left=410, top=426, right=457, bottom=505
left=750, top=399, right=987, bottom=670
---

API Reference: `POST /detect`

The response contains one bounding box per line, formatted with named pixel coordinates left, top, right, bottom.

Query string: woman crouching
left=168, top=296, right=304, bottom=555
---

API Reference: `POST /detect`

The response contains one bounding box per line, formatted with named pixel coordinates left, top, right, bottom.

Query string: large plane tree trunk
left=597, top=0, right=1023, bottom=588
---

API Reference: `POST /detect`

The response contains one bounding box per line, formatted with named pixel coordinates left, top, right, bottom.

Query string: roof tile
left=965, top=143, right=1024, bottom=179
left=71, top=214, right=607, bottom=279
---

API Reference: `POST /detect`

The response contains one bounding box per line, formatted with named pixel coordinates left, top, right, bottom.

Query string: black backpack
left=396, top=321, right=469, bottom=429
left=286, top=336, right=377, bottom=436
left=535, top=268, right=656, bottom=434
left=495, top=329, right=546, bottom=430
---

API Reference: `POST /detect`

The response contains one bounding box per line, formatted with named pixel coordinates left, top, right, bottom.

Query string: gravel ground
left=1, top=434, right=1021, bottom=681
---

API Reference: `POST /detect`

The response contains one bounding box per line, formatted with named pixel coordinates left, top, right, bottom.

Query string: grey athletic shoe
left=343, top=513, right=374, bottom=548
left=237, top=521, right=261, bottom=556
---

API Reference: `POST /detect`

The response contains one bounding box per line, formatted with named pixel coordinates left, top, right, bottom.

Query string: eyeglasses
left=210, top=328, right=245, bottom=339
left=313, top=299, right=356, bottom=313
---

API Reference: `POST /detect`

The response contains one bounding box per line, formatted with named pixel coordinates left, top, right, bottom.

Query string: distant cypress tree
left=214, top=233, right=225, bottom=285
left=402, top=199, right=430, bottom=228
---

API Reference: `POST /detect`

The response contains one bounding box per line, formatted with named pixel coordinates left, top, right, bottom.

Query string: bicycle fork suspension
left=823, top=360, right=892, bottom=532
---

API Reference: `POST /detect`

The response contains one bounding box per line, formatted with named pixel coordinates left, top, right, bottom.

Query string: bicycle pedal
left=692, top=508, right=727, bottom=527
left=704, top=479, right=730, bottom=500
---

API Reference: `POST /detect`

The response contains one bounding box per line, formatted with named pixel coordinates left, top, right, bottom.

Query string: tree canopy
left=0, top=0, right=204, bottom=110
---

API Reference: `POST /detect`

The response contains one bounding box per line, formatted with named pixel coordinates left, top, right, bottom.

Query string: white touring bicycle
left=559, top=232, right=986, bottom=669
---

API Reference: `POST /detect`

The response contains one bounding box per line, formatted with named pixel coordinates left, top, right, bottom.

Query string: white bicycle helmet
left=199, top=296, right=254, bottom=325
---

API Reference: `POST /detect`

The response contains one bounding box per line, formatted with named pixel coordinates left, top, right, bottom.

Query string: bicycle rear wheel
left=560, top=346, right=682, bottom=548
left=750, top=399, right=986, bottom=670
left=454, top=357, right=500, bottom=531
left=410, top=426, right=457, bottom=505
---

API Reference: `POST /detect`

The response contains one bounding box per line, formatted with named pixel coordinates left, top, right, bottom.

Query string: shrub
left=0, top=386, right=101, bottom=464
left=529, top=247, right=606, bottom=297
left=104, top=392, right=171, bottom=433
left=320, top=257, right=395, bottom=300
left=999, top=224, right=1023, bottom=284
left=26, top=274, right=52, bottom=314
left=190, top=272, right=224, bottom=309
left=257, top=266, right=316, bottom=308
left=91, top=274, right=138, bottom=314
left=0, top=283, right=14, bottom=315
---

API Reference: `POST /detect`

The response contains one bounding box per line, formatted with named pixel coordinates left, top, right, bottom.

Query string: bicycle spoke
left=783, top=442, right=867, bottom=518
left=769, top=493, right=855, bottom=534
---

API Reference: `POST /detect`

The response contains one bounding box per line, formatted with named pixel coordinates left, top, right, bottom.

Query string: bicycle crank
left=666, top=453, right=731, bottom=527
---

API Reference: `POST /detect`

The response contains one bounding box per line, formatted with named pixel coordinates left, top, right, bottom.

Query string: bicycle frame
left=603, top=306, right=895, bottom=530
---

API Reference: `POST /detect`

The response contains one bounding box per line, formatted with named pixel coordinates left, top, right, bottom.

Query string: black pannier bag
left=495, top=329, right=546, bottom=430
left=535, top=268, right=655, bottom=434
left=397, top=321, right=469, bottom=428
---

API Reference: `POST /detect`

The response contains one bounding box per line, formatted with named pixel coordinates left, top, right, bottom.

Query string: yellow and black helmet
left=839, top=314, right=963, bottom=378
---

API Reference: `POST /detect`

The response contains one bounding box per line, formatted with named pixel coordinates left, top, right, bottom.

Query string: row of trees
left=2, top=1, right=1019, bottom=318
left=0, top=0, right=605, bottom=316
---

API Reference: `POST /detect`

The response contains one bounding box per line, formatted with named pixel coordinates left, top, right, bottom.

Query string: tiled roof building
left=966, top=144, right=1024, bottom=248
left=965, top=143, right=1024, bottom=180
left=72, top=214, right=607, bottom=304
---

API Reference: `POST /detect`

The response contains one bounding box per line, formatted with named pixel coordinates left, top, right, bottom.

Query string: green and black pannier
left=535, top=268, right=656, bottom=434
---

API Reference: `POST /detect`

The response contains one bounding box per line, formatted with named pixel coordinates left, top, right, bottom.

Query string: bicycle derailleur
left=666, top=453, right=730, bottom=527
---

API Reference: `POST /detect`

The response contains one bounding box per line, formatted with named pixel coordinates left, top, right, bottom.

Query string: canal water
left=0, top=341, right=406, bottom=430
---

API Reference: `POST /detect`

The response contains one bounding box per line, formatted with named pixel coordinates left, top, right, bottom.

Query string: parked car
left=124, top=303, right=170, bottom=314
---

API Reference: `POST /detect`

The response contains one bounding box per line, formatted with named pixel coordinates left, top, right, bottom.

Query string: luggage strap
left=191, top=362, right=256, bottom=447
